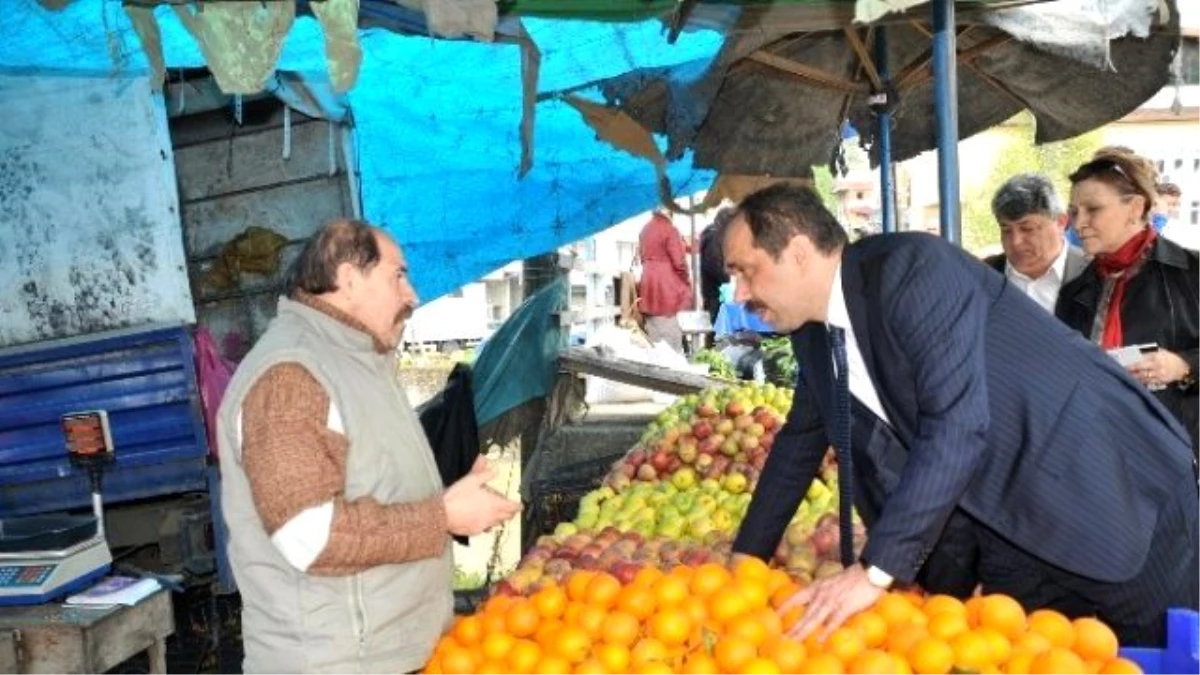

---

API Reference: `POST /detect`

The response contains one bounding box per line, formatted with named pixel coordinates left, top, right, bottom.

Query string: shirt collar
left=1006, top=241, right=1069, bottom=283
left=826, top=262, right=851, bottom=331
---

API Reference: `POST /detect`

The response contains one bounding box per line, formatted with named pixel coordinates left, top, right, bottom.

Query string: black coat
left=1056, top=237, right=1199, bottom=455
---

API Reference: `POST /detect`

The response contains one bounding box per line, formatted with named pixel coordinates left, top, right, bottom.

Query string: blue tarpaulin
left=1, top=1, right=721, bottom=301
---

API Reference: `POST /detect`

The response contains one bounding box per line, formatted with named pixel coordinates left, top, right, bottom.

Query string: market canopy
left=1, top=0, right=1181, bottom=301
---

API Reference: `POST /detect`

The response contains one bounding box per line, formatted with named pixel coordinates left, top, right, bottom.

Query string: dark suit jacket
left=733, top=233, right=1195, bottom=584
left=982, top=244, right=1088, bottom=287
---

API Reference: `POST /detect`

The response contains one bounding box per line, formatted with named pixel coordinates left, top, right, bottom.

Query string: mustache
left=745, top=300, right=767, bottom=315
left=395, top=305, right=415, bottom=323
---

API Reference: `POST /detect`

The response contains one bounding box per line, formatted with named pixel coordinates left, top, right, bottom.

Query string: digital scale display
left=0, top=565, right=56, bottom=587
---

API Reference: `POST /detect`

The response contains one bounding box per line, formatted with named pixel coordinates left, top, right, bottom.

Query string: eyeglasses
left=1075, top=158, right=1130, bottom=182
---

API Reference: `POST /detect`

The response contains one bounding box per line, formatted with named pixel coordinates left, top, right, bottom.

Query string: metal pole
left=874, top=28, right=897, bottom=234
left=932, top=0, right=961, bottom=245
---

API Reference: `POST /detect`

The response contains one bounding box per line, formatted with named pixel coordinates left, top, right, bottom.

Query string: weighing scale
left=0, top=411, right=115, bottom=605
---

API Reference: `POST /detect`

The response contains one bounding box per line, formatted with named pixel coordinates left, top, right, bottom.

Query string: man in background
left=985, top=174, right=1086, bottom=312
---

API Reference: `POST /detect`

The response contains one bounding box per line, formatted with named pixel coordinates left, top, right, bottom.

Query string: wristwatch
left=862, top=562, right=894, bottom=589
left=1177, top=364, right=1196, bottom=391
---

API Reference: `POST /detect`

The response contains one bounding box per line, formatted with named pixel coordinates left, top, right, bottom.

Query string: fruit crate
left=1118, top=608, right=1198, bottom=674
left=523, top=452, right=624, bottom=551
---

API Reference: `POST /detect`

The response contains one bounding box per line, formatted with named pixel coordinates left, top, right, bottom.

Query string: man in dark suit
left=983, top=174, right=1087, bottom=312
left=724, top=185, right=1197, bottom=646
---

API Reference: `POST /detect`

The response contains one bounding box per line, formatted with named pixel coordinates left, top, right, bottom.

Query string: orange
left=633, top=566, right=664, bottom=588
left=950, top=630, right=993, bottom=671
left=482, top=610, right=508, bottom=636
left=534, top=654, right=572, bottom=674
left=691, top=562, right=733, bottom=597
left=734, top=555, right=773, bottom=584
left=575, top=604, right=607, bottom=637
left=708, top=586, right=750, bottom=624
left=1073, top=617, right=1120, bottom=662
left=484, top=593, right=515, bottom=616
left=681, top=596, right=710, bottom=627
left=532, top=585, right=568, bottom=621
left=630, top=637, right=670, bottom=669
left=1028, top=609, right=1076, bottom=649
left=506, top=599, right=541, bottom=638
left=1028, top=646, right=1087, bottom=674
left=752, top=606, right=785, bottom=641
left=601, top=610, right=641, bottom=646
left=481, top=632, right=516, bottom=663
left=1099, top=657, right=1144, bottom=674
left=923, top=594, right=968, bottom=618
left=736, top=578, right=772, bottom=610
left=826, top=627, right=867, bottom=664
left=875, top=593, right=918, bottom=627
left=681, top=652, right=721, bottom=673
left=848, top=649, right=898, bottom=674
left=979, top=594, right=1027, bottom=638
left=566, top=570, right=597, bottom=602
left=907, top=636, right=954, bottom=675
left=966, top=595, right=986, bottom=627
left=534, top=619, right=563, bottom=645
left=762, top=636, right=808, bottom=672
left=595, top=643, right=630, bottom=673
left=440, top=644, right=479, bottom=675
left=649, top=607, right=693, bottom=646
left=451, top=615, right=484, bottom=646
left=634, top=661, right=674, bottom=674
left=714, top=634, right=759, bottom=672
left=422, top=655, right=442, bottom=674
left=886, top=623, right=929, bottom=657
left=1005, top=649, right=1036, bottom=675
left=573, top=657, right=607, bottom=674
left=798, top=653, right=846, bottom=674
left=927, top=612, right=970, bottom=641
left=766, top=568, right=793, bottom=595
left=652, top=574, right=690, bottom=607
left=782, top=605, right=806, bottom=632
left=976, top=626, right=1012, bottom=664
left=477, top=660, right=508, bottom=674
left=553, top=625, right=592, bottom=664
left=584, top=572, right=622, bottom=609
left=727, top=613, right=771, bottom=647
left=1014, top=630, right=1054, bottom=655
left=771, top=579, right=802, bottom=610
left=507, top=639, right=542, bottom=674
left=617, top=585, right=658, bottom=620
left=847, top=611, right=889, bottom=648
left=743, top=656, right=783, bottom=674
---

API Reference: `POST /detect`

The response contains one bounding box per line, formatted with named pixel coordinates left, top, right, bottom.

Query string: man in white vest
left=218, top=219, right=521, bottom=673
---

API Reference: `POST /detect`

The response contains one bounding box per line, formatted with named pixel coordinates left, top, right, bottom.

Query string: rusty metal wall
left=170, top=99, right=354, bottom=360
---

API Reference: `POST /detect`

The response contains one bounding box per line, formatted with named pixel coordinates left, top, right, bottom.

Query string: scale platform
left=0, top=513, right=112, bottom=606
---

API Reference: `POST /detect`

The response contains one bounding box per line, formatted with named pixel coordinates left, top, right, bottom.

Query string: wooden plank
left=182, top=177, right=348, bottom=256
left=559, top=347, right=732, bottom=395
left=174, top=119, right=344, bottom=202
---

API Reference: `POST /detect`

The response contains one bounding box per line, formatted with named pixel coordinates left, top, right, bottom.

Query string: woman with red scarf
left=1056, top=150, right=1199, bottom=456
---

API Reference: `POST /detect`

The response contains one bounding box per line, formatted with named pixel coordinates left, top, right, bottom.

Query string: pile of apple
left=568, top=476, right=753, bottom=542
left=605, top=383, right=793, bottom=492
left=495, top=528, right=731, bottom=596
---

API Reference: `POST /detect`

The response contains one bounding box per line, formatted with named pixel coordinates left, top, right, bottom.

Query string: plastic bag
left=194, top=327, right=237, bottom=457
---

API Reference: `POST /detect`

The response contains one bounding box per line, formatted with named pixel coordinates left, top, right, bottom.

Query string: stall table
left=0, top=588, right=173, bottom=673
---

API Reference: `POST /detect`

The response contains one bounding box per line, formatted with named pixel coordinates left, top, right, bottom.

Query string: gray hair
left=991, top=174, right=1063, bottom=223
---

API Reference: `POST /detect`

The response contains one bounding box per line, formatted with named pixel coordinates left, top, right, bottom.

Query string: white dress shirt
left=827, top=263, right=891, bottom=425
left=1004, top=244, right=1069, bottom=313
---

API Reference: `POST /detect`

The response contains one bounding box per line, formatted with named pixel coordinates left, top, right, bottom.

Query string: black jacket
left=1056, top=237, right=1199, bottom=455
left=699, top=226, right=729, bottom=325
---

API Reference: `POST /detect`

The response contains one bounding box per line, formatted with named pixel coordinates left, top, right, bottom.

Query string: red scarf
left=1095, top=226, right=1156, bottom=349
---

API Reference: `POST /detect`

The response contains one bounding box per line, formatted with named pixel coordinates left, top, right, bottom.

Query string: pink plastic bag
left=194, top=327, right=237, bottom=458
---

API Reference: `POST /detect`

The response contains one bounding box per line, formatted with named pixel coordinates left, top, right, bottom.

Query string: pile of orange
left=422, top=558, right=1142, bottom=674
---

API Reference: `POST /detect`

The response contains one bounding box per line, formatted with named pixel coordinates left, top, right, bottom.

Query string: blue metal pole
left=932, top=0, right=961, bottom=245
left=874, top=28, right=896, bottom=234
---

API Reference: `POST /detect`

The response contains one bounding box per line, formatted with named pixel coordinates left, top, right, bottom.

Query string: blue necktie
left=828, top=326, right=856, bottom=568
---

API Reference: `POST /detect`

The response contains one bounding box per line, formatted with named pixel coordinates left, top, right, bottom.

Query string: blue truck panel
left=0, top=323, right=211, bottom=514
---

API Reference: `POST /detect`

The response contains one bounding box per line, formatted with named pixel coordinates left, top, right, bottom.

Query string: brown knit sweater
left=240, top=293, right=448, bottom=575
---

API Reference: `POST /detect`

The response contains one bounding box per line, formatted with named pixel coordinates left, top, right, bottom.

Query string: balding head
left=287, top=219, right=418, bottom=349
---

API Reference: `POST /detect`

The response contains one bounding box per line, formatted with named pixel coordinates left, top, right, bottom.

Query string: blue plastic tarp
left=1, top=2, right=721, bottom=302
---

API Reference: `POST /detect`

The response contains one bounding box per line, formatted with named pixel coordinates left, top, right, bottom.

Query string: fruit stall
left=424, top=381, right=1171, bottom=675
